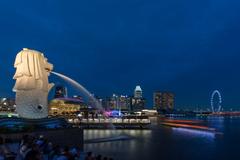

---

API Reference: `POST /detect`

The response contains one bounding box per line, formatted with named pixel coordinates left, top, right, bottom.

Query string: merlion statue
left=13, top=48, right=54, bottom=119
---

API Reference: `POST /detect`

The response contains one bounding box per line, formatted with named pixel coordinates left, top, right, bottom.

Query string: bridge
left=210, top=112, right=240, bottom=117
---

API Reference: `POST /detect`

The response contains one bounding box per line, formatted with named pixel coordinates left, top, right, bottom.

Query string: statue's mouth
left=45, top=68, right=51, bottom=72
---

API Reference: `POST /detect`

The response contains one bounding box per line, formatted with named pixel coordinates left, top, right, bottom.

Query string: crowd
left=0, top=135, right=114, bottom=160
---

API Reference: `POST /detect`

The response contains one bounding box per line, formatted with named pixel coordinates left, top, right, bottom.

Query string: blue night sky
left=0, top=0, right=240, bottom=110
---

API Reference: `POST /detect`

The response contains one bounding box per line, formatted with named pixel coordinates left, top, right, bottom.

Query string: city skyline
left=0, top=1, right=240, bottom=109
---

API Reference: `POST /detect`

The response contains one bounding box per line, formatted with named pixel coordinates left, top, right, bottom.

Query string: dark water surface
left=84, top=117, right=240, bottom=160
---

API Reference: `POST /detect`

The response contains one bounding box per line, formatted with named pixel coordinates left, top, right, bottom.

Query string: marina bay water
left=84, top=117, right=240, bottom=160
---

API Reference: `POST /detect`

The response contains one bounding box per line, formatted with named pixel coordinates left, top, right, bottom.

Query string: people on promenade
left=0, top=134, right=114, bottom=160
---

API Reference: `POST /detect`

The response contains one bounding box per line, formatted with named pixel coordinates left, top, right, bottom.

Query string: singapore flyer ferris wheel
left=211, top=90, right=222, bottom=113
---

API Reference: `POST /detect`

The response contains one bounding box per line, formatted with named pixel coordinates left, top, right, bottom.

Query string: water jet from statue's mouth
left=50, top=71, right=102, bottom=110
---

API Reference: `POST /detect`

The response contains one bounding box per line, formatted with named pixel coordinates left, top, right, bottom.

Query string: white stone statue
left=13, top=48, right=54, bottom=119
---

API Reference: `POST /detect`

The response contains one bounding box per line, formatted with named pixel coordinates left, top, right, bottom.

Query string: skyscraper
left=134, top=85, right=143, bottom=98
left=118, top=95, right=130, bottom=111
left=54, top=85, right=68, bottom=98
left=102, top=94, right=130, bottom=111
left=153, top=91, right=174, bottom=111
left=130, top=85, right=146, bottom=111
left=130, top=96, right=146, bottom=111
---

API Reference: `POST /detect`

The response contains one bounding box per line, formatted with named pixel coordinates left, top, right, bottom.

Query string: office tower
left=154, top=91, right=174, bottom=110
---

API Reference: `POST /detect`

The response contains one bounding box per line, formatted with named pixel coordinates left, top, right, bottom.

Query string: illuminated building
left=134, top=85, right=143, bottom=98
left=103, top=94, right=130, bottom=111
left=102, top=97, right=114, bottom=110
left=153, top=91, right=174, bottom=110
left=0, top=98, right=16, bottom=112
left=129, top=86, right=146, bottom=111
left=130, top=96, right=146, bottom=111
left=100, top=85, right=145, bottom=112
left=49, top=97, right=87, bottom=117
left=118, top=95, right=129, bottom=111
left=54, top=85, right=68, bottom=98
left=87, top=95, right=103, bottom=109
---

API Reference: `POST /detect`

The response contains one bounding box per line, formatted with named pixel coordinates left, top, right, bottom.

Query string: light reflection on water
left=84, top=129, right=152, bottom=158
left=172, top=127, right=216, bottom=139
left=84, top=129, right=152, bottom=140
left=207, top=116, right=225, bottom=131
